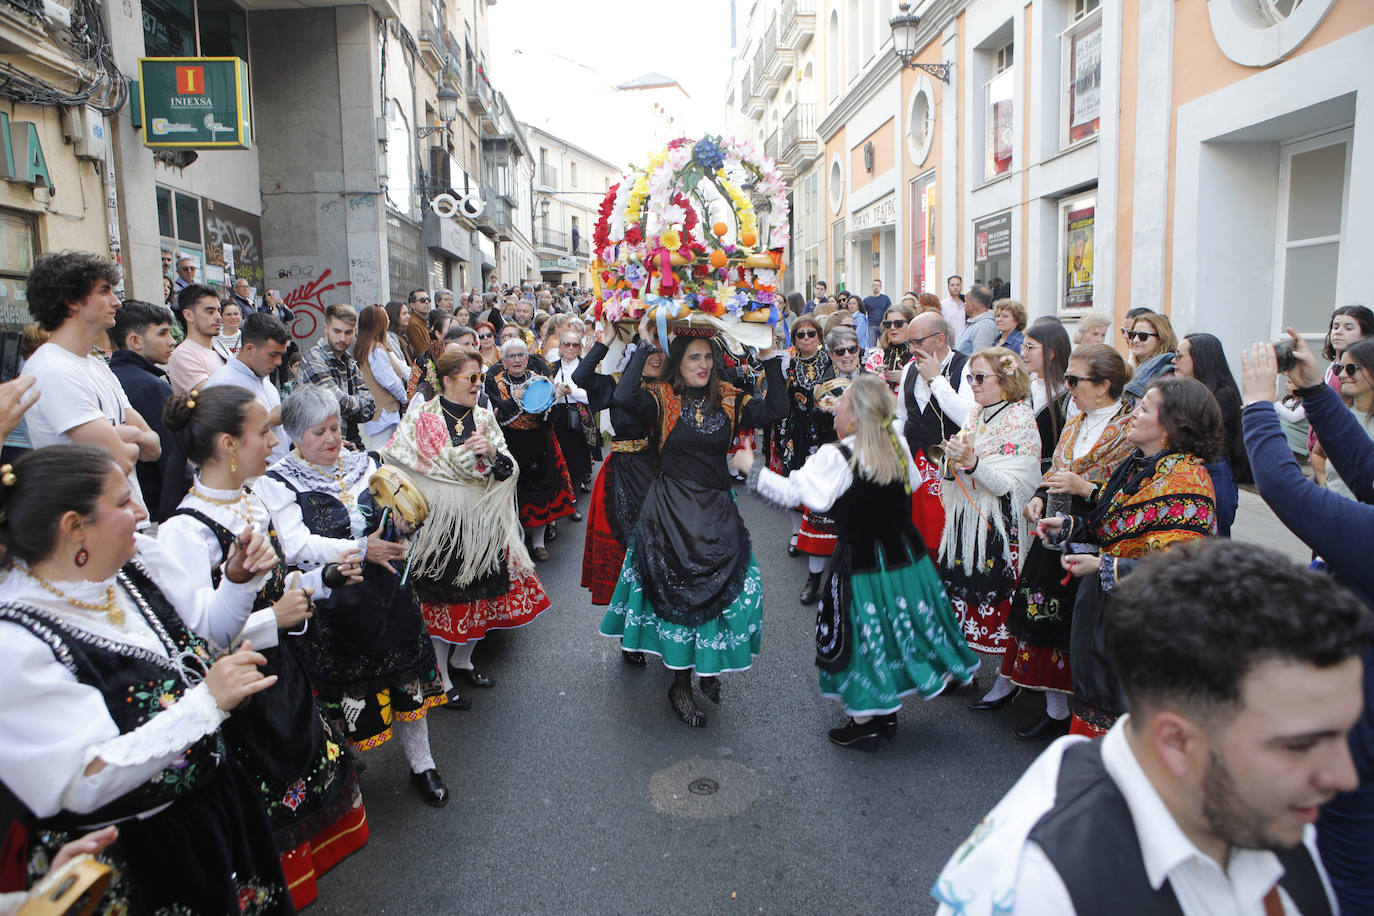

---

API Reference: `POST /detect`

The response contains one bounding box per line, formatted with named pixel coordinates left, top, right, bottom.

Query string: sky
left=487, top=0, right=735, bottom=173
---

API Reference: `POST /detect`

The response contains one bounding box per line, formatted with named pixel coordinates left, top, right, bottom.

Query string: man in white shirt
left=21, top=252, right=161, bottom=510
left=167, top=284, right=226, bottom=394
left=955, top=285, right=999, bottom=356
left=932, top=540, right=1366, bottom=915
left=896, top=312, right=974, bottom=459
left=205, top=312, right=291, bottom=464
left=940, top=274, right=967, bottom=341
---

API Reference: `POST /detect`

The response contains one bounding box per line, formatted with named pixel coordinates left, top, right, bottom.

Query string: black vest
left=1028, top=740, right=1332, bottom=916
left=902, top=349, right=967, bottom=455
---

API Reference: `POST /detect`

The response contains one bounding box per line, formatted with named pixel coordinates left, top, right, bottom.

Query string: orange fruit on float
left=712, top=221, right=729, bottom=237
left=709, top=249, right=728, bottom=269
left=740, top=230, right=757, bottom=247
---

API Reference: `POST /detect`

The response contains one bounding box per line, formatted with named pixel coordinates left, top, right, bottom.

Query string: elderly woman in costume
left=254, top=384, right=449, bottom=806
left=937, top=347, right=1042, bottom=714
left=738, top=375, right=979, bottom=751
left=768, top=314, right=833, bottom=574
left=1039, top=376, right=1218, bottom=737
left=999, top=344, right=1135, bottom=742
left=157, top=386, right=367, bottom=909
left=0, top=445, right=293, bottom=914
left=602, top=327, right=786, bottom=727
left=572, top=322, right=664, bottom=654
left=486, top=337, right=577, bottom=559
left=383, top=347, right=551, bottom=711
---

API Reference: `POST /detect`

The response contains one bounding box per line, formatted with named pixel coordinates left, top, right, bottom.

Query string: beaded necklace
left=28, top=572, right=124, bottom=627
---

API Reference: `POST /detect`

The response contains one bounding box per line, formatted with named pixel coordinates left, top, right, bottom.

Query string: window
left=800, top=170, right=822, bottom=295
left=832, top=218, right=846, bottom=292
left=828, top=155, right=843, bottom=213
left=570, top=161, right=578, bottom=188
left=906, top=78, right=935, bottom=165
left=984, top=46, right=1015, bottom=180
left=846, top=0, right=861, bottom=81
left=1061, top=4, right=1101, bottom=147
left=0, top=208, right=38, bottom=378
left=828, top=10, right=840, bottom=100
left=910, top=173, right=936, bottom=295
left=144, top=0, right=247, bottom=60
left=1275, top=129, right=1351, bottom=335
left=1057, top=191, right=1096, bottom=310
left=974, top=211, right=1012, bottom=298
left=862, top=0, right=876, bottom=63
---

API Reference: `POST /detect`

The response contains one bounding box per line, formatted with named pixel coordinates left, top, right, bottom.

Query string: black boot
left=621, top=649, right=646, bottom=666
left=799, top=572, right=822, bottom=605
left=878, top=712, right=897, bottom=741
left=698, top=674, right=721, bottom=704
left=827, top=717, right=882, bottom=752
left=668, top=670, right=705, bottom=727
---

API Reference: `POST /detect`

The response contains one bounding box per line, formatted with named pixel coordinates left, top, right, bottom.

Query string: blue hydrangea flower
left=692, top=137, right=726, bottom=172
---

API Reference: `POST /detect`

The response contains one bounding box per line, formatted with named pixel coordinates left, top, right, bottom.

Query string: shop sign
left=137, top=57, right=252, bottom=149
left=540, top=257, right=579, bottom=272
left=851, top=193, right=896, bottom=232
left=0, top=112, right=53, bottom=188
left=974, top=212, right=1012, bottom=264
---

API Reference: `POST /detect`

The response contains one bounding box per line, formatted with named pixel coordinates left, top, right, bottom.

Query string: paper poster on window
left=1065, top=206, right=1094, bottom=308
left=1070, top=27, right=1101, bottom=132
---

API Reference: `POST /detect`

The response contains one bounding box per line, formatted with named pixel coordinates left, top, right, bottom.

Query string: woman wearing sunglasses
left=1175, top=332, right=1250, bottom=536
left=1121, top=311, right=1178, bottom=404
left=1001, top=344, right=1135, bottom=741
left=1313, top=338, right=1374, bottom=503
left=768, top=315, right=833, bottom=574
left=739, top=374, right=979, bottom=750
left=1039, top=376, right=1219, bottom=737
left=879, top=304, right=918, bottom=392
left=1296, top=305, right=1374, bottom=486
left=937, top=347, right=1041, bottom=710
left=382, top=347, right=551, bottom=709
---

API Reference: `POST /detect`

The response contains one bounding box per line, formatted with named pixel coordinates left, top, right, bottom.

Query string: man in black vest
left=932, top=540, right=1369, bottom=915
left=895, top=312, right=972, bottom=461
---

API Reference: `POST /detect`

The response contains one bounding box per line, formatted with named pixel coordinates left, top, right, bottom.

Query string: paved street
left=310, top=469, right=1308, bottom=915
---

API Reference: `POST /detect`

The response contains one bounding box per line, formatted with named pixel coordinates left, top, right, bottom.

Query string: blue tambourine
left=520, top=375, right=555, bottom=414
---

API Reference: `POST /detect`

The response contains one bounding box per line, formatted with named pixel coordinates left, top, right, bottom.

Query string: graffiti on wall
left=278, top=267, right=352, bottom=340
left=203, top=201, right=265, bottom=288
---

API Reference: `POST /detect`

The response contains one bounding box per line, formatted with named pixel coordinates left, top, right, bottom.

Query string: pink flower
left=282, top=779, right=306, bottom=811
left=414, top=412, right=449, bottom=461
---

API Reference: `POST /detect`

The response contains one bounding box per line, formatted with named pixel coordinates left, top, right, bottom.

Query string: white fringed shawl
left=938, top=398, right=1041, bottom=573
left=380, top=398, right=532, bottom=587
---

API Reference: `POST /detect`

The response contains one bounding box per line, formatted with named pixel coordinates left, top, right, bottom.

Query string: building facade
left=727, top=0, right=1374, bottom=358
left=525, top=123, right=621, bottom=288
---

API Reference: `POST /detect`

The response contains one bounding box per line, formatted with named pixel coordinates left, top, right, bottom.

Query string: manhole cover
left=650, top=757, right=759, bottom=819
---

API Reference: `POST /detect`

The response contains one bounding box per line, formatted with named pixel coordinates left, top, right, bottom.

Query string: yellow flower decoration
left=326, top=740, right=341, bottom=761
left=660, top=230, right=680, bottom=249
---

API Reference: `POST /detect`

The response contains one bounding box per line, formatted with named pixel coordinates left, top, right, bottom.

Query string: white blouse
left=253, top=459, right=371, bottom=569
left=754, top=435, right=927, bottom=513
left=0, top=535, right=266, bottom=821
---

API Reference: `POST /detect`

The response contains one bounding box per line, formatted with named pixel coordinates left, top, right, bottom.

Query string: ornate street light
left=889, top=2, right=952, bottom=83
left=418, top=84, right=461, bottom=138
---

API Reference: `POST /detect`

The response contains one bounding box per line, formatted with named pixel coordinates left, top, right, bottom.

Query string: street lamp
left=418, top=84, right=461, bottom=138
left=889, top=2, right=952, bottom=83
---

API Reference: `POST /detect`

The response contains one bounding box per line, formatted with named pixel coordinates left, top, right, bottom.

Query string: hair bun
left=162, top=391, right=198, bottom=434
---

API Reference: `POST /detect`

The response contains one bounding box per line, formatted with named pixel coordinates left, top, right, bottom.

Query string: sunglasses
left=1126, top=331, right=1159, bottom=342
left=1064, top=374, right=1106, bottom=387
left=966, top=373, right=999, bottom=386
left=561, top=340, right=582, bottom=347
left=478, top=332, right=493, bottom=339
left=909, top=332, right=938, bottom=347
left=451, top=372, right=483, bottom=384
left=882, top=319, right=907, bottom=329
left=794, top=329, right=818, bottom=340
left=831, top=345, right=859, bottom=356
left=1334, top=363, right=1364, bottom=378
left=415, top=297, right=430, bottom=303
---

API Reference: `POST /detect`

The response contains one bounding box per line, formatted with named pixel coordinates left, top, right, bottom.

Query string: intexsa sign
left=0, top=112, right=53, bottom=188
left=137, top=57, right=252, bottom=150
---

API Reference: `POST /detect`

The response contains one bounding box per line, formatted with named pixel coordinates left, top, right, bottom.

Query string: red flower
left=1144, top=507, right=1158, bottom=521
left=1168, top=503, right=1184, bottom=517
left=414, top=411, right=450, bottom=461
left=625, top=226, right=643, bottom=246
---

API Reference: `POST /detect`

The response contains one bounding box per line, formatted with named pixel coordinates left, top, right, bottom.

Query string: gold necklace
left=440, top=400, right=473, bottom=429
left=306, top=455, right=354, bottom=508
left=190, top=484, right=255, bottom=529
left=30, top=572, right=124, bottom=627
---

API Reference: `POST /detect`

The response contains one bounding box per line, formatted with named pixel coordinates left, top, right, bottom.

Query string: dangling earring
left=75, top=547, right=88, bottom=567
left=230, top=444, right=238, bottom=474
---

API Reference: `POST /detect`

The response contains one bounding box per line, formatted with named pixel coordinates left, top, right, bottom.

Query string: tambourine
left=520, top=375, right=555, bottom=414
left=369, top=465, right=430, bottom=529
left=814, top=376, right=852, bottom=412
left=17, top=853, right=112, bottom=916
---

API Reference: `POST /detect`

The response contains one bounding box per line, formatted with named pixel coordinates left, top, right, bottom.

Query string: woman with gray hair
left=254, top=383, right=451, bottom=808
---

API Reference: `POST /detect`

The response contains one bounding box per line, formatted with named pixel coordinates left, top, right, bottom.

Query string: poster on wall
left=1069, top=26, right=1102, bottom=142
left=974, top=211, right=1013, bottom=298
left=1065, top=205, right=1095, bottom=308
left=910, top=177, right=936, bottom=295
left=202, top=200, right=264, bottom=288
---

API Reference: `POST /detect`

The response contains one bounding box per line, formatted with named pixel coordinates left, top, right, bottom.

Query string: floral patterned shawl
left=1093, top=451, right=1216, bottom=557
left=380, top=398, right=532, bottom=587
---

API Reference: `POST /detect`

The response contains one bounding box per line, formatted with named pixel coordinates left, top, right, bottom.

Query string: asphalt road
left=311, top=466, right=1056, bottom=915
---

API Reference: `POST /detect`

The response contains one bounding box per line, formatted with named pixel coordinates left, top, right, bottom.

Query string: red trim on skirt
left=796, top=509, right=837, bottom=557
left=728, top=428, right=756, bottom=456
left=519, top=435, right=578, bottom=528
left=1069, top=715, right=1109, bottom=739
left=582, top=457, right=627, bottom=605
left=999, top=638, right=1074, bottom=692
left=280, top=801, right=369, bottom=910
left=422, top=565, right=552, bottom=644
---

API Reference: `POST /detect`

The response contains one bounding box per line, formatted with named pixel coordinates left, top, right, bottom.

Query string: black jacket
left=109, top=350, right=183, bottom=521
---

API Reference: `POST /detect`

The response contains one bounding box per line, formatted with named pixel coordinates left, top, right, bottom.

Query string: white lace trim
left=82, top=682, right=227, bottom=769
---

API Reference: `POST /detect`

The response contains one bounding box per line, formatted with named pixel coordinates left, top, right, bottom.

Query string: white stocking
left=791, top=511, right=804, bottom=535
left=808, top=555, right=826, bottom=574
left=449, top=639, right=477, bottom=670
left=1045, top=690, right=1070, bottom=720
left=395, top=718, right=436, bottom=774
left=981, top=674, right=1016, bottom=703
left=530, top=525, right=547, bottom=549
left=433, top=638, right=454, bottom=691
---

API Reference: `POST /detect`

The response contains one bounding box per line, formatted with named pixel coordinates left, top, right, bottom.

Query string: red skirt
left=999, top=638, right=1074, bottom=692
left=582, top=456, right=627, bottom=605
left=423, top=565, right=552, bottom=644
left=910, top=451, right=945, bottom=561
left=729, top=428, right=756, bottom=456
left=519, top=435, right=578, bottom=529
left=796, top=509, right=838, bottom=557
left=280, top=796, right=368, bottom=910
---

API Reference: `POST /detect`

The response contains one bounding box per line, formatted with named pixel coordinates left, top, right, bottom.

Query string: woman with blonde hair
left=738, top=374, right=978, bottom=751
left=938, top=346, right=1042, bottom=711
left=1071, top=311, right=1110, bottom=348
left=1122, top=310, right=1178, bottom=402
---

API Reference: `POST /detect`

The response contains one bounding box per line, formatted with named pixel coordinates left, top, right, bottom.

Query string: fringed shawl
left=939, top=398, right=1041, bottom=573
left=380, top=398, right=532, bottom=587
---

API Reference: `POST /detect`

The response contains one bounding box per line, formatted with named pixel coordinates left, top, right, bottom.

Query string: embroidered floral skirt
left=999, top=538, right=1077, bottom=692
left=582, top=455, right=628, bottom=605
left=819, top=555, right=979, bottom=716
left=423, top=565, right=551, bottom=644
left=797, top=508, right=838, bottom=556
left=599, top=543, right=763, bottom=675
left=939, top=526, right=1020, bottom=655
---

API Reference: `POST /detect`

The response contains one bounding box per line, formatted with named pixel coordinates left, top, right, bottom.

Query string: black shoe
left=410, top=768, right=450, bottom=807
left=828, top=718, right=881, bottom=752
left=531, top=546, right=550, bottom=562
left=621, top=649, right=646, bottom=666
left=799, top=572, right=821, bottom=605
left=878, top=712, right=897, bottom=742
left=968, top=687, right=1021, bottom=712
left=453, top=666, right=494, bottom=688
left=1014, top=714, right=1071, bottom=742
left=546, top=522, right=558, bottom=542
left=668, top=677, right=706, bottom=727
left=441, top=687, right=471, bottom=711
left=786, top=535, right=800, bottom=558
left=698, top=675, right=721, bottom=704
left=570, top=510, right=583, bottom=522
left=580, top=481, right=592, bottom=493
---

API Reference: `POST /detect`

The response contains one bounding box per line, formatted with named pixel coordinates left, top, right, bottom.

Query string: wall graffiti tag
left=202, top=201, right=264, bottom=288
left=281, top=268, right=352, bottom=340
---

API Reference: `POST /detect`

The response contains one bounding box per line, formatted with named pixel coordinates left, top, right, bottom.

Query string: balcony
left=571, top=237, right=588, bottom=258
left=536, top=164, right=558, bottom=190
left=466, top=60, right=495, bottom=129
left=417, top=21, right=445, bottom=71
left=741, top=65, right=764, bottom=117
left=751, top=40, right=771, bottom=99
left=763, top=18, right=794, bottom=84
left=780, top=102, right=820, bottom=178
left=781, top=0, right=816, bottom=52
left=537, top=226, right=567, bottom=252
left=764, top=129, right=779, bottom=168
left=477, top=185, right=514, bottom=241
